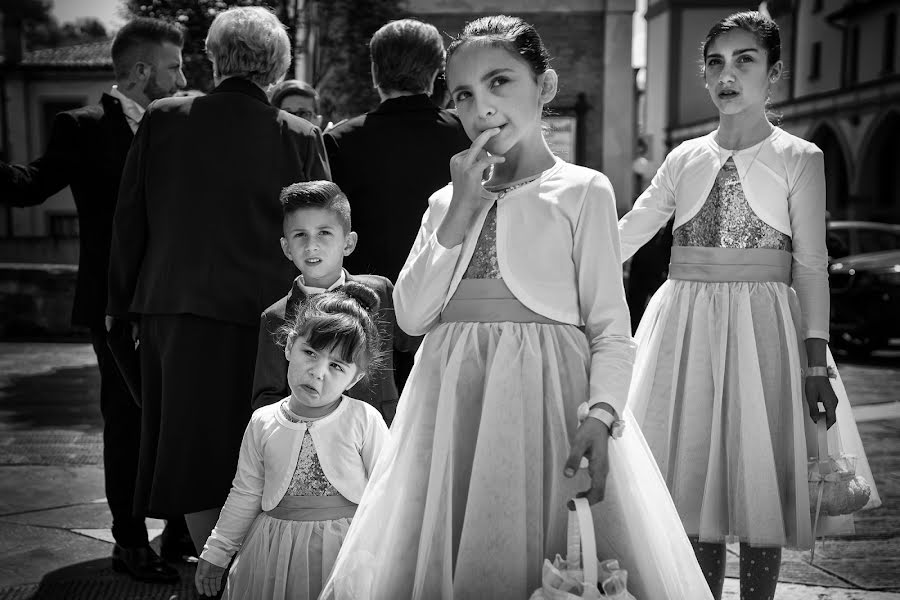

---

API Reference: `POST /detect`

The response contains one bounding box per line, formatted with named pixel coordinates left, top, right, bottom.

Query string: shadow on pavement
left=0, top=365, right=102, bottom=432
left=11, top=557, right=199, bottom=600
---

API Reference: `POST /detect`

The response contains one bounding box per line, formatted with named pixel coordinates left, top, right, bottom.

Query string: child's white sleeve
left=788, top=148, right=829, bottom=340
left=575, top=175, right=637, bottom=418
left=618, top=153, right=677, bottom=261
left=393, top=194, right=462, bottom=336
left=200, top=419, right=265, bottom=568
left=360, top=409, right=390, bottom=478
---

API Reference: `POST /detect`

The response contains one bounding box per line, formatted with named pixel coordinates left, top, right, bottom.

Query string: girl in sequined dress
left=619, top=11, right=880, bottom=600
left=193, top=283, right=389, bottom=599
left=321, top=15, right=712, bottom=600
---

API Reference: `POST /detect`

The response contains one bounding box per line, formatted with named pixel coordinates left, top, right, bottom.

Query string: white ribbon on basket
left=809, top=411, right=829, bottom=563
left=566, top=498, right=600, bottom=599
left=529, top=497, right=602, bottom=600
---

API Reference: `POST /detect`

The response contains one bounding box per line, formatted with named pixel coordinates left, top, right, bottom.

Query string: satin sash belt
left=668, top=246, right=792, bottom=284
left=440, top=279, right=566, bottom=325
left=265, top=494, right=357, bottom=521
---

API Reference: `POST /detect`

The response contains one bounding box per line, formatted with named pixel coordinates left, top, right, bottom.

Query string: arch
left=808, top=122, right=851, bottom=219
left=856, top=110, right=900, bottom=223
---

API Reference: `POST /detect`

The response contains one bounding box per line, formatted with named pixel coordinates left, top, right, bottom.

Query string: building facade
left=0, top=38, right=114, bottom=264
left=641, top=0, right=899, bottom=222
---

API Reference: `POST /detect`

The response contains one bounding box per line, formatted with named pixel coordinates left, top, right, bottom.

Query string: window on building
left=846, top=27, right=860, bottom=84
left=812, top=0, right=823, bottom=13
left=885, top=13, right=897, bottom=74
left=810, top=41, right=822, bottom=80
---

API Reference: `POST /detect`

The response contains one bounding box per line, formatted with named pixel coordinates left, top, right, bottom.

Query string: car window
left=857, top=229, right=900, bottom=254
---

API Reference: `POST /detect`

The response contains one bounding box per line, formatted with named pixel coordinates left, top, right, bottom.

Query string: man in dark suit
left=324, top=19, right=470, bottom=283
left=324, top=19, right=470, bottom=390
left=106, top=6, right=331, bottom=555
left=0, top=18, right=189, bottom=583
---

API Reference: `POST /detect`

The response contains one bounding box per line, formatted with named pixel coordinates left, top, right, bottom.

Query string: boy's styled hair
left=205, top=6, right=290, bottom=87
left=280, top=180, right=352, bottom=233
left=370, top=19, right=444, bottom=94
left=111, top=17, right=185, bottom=79
left=270, top=79, right=319, bottom=111
left=282, top=282, right=385, bottom=376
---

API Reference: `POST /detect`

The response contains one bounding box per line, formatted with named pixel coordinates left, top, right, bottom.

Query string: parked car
left=826, top=220, right=900, bottom=260
left=827, top=222, right=900, bottom=356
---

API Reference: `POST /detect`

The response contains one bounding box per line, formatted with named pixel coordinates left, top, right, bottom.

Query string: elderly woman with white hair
left=107, top=5, right=331, bottom=561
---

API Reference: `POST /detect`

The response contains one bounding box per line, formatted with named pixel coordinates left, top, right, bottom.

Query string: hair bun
left=342, top=281, right=381, bottom=313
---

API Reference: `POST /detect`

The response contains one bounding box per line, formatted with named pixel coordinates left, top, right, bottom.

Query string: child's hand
left=805, top=376, right=839, bottom=429
left=564, top=417, right=611, bottom=505
left=195, top=557, right=227, bottom=597
left=438, top=128, right=505, bottom=248
left=450, top=127, right=504, bottom=209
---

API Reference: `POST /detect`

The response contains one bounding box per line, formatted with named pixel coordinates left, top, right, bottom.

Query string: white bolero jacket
left=618, top=128, right=830, bottom=340
left=393, top=158, right=636, bottom=417
left=201, top=398, right=389, bottom=567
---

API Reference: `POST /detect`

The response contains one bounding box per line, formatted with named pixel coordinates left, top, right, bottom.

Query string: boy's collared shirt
left=297, top=270, right=346, bottom=296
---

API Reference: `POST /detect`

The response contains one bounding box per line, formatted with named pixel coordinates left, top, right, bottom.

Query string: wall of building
left=3, top=70, right=112, bottom=244
left=793, top=0, right=844, bottom=97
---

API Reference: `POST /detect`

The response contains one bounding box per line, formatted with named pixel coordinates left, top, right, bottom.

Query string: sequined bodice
left=673, top=158, right=792, bottom=251
left=463, top=176, right=540, bottom=280
left=281, top=403, right=340, bottom=497
left=464, top=203, right=502, bottom=279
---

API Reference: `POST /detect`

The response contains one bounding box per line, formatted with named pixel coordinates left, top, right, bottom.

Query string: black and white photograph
left=0, top=0, right=897, bottom=598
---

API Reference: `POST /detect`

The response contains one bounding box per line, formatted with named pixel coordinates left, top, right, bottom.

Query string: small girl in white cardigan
left=194, top=282, right=389, bottom=599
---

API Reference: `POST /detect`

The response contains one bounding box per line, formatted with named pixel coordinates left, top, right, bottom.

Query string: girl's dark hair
left=446, top=15, right=551, bottom=78
left=281, top=282, right=384, bottom=376
left=701, top=11, right=781, bottom=69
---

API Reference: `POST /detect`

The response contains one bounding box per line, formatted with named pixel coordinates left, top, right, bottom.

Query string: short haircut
left=205, top=6, right=290, bottom=87
left=270, top=79, right=319, bottom=111
left=111, top=17, right=185, bottom=79
left=370, top=19, right=444, bottom=94
left=280, top=180, right=352, bottom=233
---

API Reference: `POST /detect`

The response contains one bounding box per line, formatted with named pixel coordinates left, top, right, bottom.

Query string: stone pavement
left=0, top=342, right=899, bottom=599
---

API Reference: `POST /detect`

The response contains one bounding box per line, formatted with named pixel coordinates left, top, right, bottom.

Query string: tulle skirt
left=223, top=506, right=351, bottom=600
left=628, top=248, right=881, bottom=549
left=321, top=280, right=713, bottom=600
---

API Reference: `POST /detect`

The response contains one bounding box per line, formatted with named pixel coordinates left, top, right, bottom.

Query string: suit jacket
left=250, top=271, right=412, bottom=424
left=324, top=94, right=470, bottom=282
left=107, top=77, right=331, bottom=325
left=0, top=94, right=133, bottom=328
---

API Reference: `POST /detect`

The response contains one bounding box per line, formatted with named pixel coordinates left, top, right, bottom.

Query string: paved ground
left=0, top=341, right=898, bottom=599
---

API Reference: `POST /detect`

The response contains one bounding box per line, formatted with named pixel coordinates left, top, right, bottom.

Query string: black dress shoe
left=160, top=532, right=197, bottom=563
left=160, top=517, right=197, bottom=563
left=112, top=543, right=180, bottom=583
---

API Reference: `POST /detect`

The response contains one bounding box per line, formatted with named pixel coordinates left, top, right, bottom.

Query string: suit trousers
left=89, top=327, right=148, bottom=548
left=135, top=314, right=256, bottom=517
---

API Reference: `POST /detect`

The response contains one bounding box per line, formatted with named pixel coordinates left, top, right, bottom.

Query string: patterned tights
left=689, top=537, right=782, bottom=600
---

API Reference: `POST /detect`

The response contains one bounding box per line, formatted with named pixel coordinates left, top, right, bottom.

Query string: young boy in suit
left=251, top=181, right=412, bottom=424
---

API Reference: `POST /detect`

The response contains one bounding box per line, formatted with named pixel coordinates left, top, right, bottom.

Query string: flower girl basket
left=529, top=497, right=636, bottom=600
left=808, top=404, right=872, bottom=563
